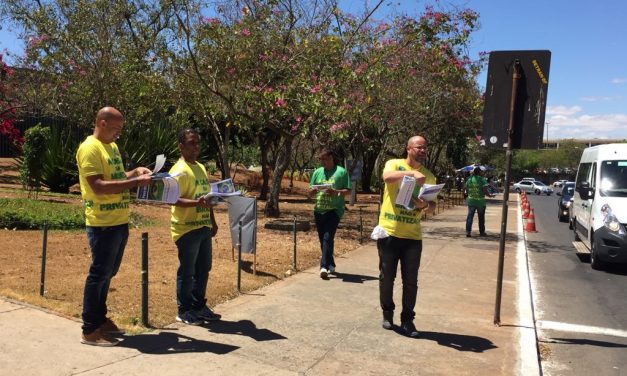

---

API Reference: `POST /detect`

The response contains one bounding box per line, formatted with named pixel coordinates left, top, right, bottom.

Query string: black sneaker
left=195, top=306, right=221, bottom=321
left=479, top=232, right=487, bottom=237
left=466, top=232, right=471, bottom=237
left=176, top=311, right=203, bottom=325
left=400, top=321, right=419, bottom=338
left=382, top=311, right=394, bottom=330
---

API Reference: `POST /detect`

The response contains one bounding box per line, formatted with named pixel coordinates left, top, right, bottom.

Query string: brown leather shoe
left=100, top=318, right=124, bottom=334
left=81, top=328, right=120, bottom=347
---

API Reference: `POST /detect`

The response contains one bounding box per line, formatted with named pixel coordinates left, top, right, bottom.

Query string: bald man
left=76, top=107, right=152, bottom=346
left=376, top=135, right=436, bottom=338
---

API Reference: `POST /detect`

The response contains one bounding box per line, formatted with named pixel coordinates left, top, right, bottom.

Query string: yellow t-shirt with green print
left=169, top=159, right=213, bottom=242
left=378, top=159, right=437, bottom=240
left=76, top=135, right=130, bottom=227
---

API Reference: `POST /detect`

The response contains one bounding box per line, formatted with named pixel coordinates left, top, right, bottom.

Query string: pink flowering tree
left=0, top=54, right=23, bottom=151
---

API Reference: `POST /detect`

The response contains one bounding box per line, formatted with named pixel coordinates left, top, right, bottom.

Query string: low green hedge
left=0, top=198, right=152, bottom=230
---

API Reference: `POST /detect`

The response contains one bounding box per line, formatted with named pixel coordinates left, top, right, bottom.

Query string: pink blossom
left=275, top=98, right=287, bottom=107
left=330, top=122, right=349, bottom=133
left=309, top=85, right=321, bottom=94
left=202, top=17, right=221, bottom=25
left=241, top=28, right=251, bottom=37
left=227, top=67, right=237, bottom=76
left=259, top=53, right=269, bottom=61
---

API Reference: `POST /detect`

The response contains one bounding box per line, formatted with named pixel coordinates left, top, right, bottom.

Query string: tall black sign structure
left=482, top=50, right=551, bottom=149
left=485, top=51, right=551, bottom=326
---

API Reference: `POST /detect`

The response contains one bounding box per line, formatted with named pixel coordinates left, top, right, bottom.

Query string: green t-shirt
left=466, top=175, right=488, bottom=207
left=309, top=165, right=351, bottom=218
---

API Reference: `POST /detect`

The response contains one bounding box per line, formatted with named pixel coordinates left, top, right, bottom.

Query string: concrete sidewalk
left=0, top=197, right=538, bottom=375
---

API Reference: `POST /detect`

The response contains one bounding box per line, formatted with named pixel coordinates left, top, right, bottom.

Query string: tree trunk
left=259, top=136, right=271, bottom=200
left=264, top=136, right=293, bottom=217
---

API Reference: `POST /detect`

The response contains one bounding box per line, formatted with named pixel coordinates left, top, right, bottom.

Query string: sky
left=1, top=0, right=626, bottom=141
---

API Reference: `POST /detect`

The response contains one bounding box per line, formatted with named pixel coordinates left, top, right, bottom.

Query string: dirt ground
left=0, top=158, right=386, bottom=330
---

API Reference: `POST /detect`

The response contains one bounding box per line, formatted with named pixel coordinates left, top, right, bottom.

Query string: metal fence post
left=237, top=221, right=242, bottom=292
left=141, top=232, right=149, bottom=326
left=292, top=216, right=297, bottom=271
left=39, top=221, right=48, bottom=296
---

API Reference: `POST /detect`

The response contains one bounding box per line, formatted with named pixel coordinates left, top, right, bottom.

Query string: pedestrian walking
left=76, top=107, right=152, bottom=346
left=373, top=135, right=436, bottom=337
left=308, top=148, right=351, bottom=279
left=465, top=166, right=493, bottom=237
left=169, top=128, right=221, bottom=325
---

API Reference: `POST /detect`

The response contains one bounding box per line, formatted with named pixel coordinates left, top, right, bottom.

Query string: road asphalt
left=0, top=196, right=540, bottom=375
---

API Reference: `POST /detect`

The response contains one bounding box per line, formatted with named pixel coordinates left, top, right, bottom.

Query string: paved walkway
left=0, top=197, right=538, bottom=375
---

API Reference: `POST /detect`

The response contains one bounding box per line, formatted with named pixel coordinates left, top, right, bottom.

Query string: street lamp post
left=545, top=121, right=550, bottom=148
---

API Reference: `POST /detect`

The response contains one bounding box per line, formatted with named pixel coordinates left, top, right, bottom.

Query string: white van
left=571, top=143, right=627, bottom=270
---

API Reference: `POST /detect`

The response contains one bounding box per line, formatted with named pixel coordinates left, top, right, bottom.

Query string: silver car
left=513, top=180, right=554, bottom=195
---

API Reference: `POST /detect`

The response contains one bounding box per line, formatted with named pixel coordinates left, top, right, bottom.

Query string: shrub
left=19, top=125, right=50, bottom=192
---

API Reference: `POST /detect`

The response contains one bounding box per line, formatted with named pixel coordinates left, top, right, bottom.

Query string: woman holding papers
left=169, top=129, right=221, bottom=325
left=308, top=148, right=351, bottom=279
left=374, top=135, right=436, bottom=338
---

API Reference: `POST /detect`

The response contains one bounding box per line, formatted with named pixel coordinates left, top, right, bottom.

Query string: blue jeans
left=314, top=210, right=341, bottom=269
left=377, top=236, right=422, bottom=323
left=466, top=205, right=486, bottom=234
left=82, top=224, right=129, bottom=334
left=176, top=226, right=212, bottom=315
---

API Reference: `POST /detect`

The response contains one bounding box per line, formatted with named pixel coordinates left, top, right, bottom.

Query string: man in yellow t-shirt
left=376, top=135, right=436, bottom=338
left=76, top=107, right=152, bottom=346
left=169, top=129, right=220, bottom=325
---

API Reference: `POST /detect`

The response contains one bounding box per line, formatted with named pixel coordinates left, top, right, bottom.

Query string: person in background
left=465, top=166, right=493, bottom=237
left=76, top=106, right=152, bottom=346
left=308, top=148, right=351, bottom=279
left=169, top=128, right=221, bottom=325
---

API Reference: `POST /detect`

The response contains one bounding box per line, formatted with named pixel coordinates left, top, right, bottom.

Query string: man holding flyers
left=169, top=128, right=221, bottom=325
left=309, top=148, right=351, bottom=279
left=375, top=135, right=436, bottom=337
left=76, top=107, right=153, bottom=346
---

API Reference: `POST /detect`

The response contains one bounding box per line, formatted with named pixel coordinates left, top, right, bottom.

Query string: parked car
left=553, top=179, right=568, bottom=188
left=513, top=180, right=554, bottom=195
left=557, top=182, right=575, bottom=222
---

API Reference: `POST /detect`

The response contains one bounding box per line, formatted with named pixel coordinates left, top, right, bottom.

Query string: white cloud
left=546, top=105, right=582, bottom=116
left=546, top=111, right=627, bottom=140
left=611, top=77, right=627, bottom=84
left=580, top=96, right=623, bottom=102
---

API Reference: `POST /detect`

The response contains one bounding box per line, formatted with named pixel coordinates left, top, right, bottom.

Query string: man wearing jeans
left=169, top=129, right=221, bottom=325
left=308, top=149, right=351, bottom=279
left=465, top=166, right=492, bottom=237
left=76, top=107, right=152, bottom=346
left=376, top=135, right=436, bottom=337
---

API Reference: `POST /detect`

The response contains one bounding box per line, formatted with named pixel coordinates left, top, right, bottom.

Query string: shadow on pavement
left=205, top=319, right=287, bottom=342
left=118, top=331, right=239, bottom=354
left=332, top=272, right=378, bottom=284
left=395, top=330, right=498, bottom=352
left=547, top=337, right=627, bottom=348
left=423, top=226, right=519, bottom=242
left=240, top=260, right=280, bottom=279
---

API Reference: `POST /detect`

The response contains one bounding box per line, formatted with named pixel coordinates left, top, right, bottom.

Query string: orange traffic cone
left=525, top=209, right=537, bottom=232
left=522, top=201, right=530, bottom=218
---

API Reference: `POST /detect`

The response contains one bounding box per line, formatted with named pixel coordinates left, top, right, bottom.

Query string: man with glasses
left=375, top=135, right=436, bottom=337
left=309, top=148, right=351, bottom=279
left=76, top=107, right=152, bottom=346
